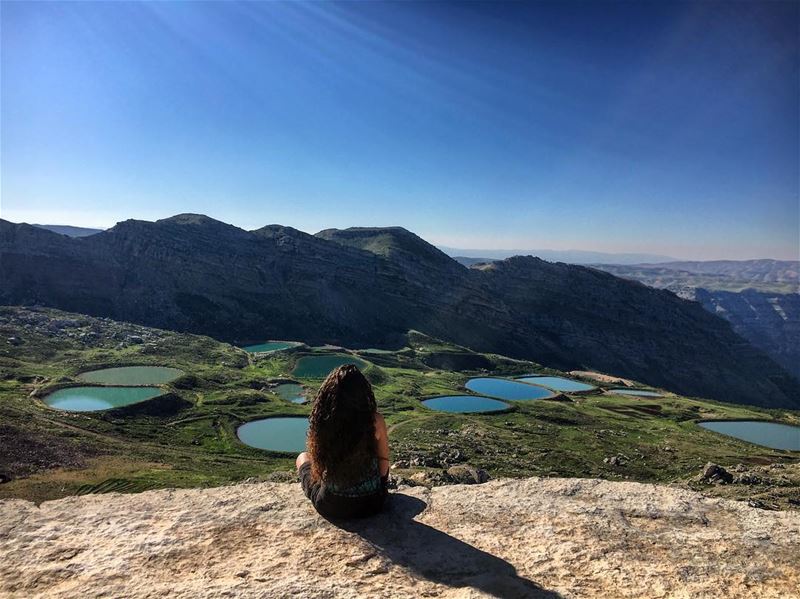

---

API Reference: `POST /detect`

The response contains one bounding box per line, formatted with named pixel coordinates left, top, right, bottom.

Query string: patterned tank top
left=325, top=458, right=383, bottom=497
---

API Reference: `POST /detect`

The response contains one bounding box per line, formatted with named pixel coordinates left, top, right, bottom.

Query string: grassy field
left=1, top=306, right=798, bottom=508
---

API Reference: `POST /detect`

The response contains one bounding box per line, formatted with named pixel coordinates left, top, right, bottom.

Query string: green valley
left=2, top=306, right=797, bottom=509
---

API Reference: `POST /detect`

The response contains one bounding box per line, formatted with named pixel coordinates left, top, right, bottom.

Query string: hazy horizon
left=2, top=1, right=798, bottom=261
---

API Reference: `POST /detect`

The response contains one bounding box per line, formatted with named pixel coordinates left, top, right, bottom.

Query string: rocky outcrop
left=2, top=215, right=799, bottom=408
left=1, top=477, right=798, bottom=598
left=698, top=462, right=734, bottom=484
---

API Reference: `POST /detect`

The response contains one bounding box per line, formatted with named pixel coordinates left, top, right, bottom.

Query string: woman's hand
left=374, top=412, right=390, bottom=477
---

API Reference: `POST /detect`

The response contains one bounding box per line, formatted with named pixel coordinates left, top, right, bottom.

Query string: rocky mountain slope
left=2, top=215, right=798, bottom=408
left=593, top=262, right=800, bottom=380
left=2, top=478, right=798, bottom=598
left=691, top=288, right=800, bottom=381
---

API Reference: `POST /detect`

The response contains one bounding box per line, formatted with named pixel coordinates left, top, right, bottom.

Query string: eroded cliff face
left=691, top=288, right=800, bottom=380
left=1, top=478, right=798, bottom=598
left=2, top=216, right=798, bottom=408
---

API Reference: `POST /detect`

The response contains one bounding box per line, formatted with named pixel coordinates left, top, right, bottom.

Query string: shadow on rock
left=329, top=492, right=562, bottom=599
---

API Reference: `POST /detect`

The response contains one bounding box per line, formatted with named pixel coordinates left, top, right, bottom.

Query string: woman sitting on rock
left=296, top=364, right=390, bottom=518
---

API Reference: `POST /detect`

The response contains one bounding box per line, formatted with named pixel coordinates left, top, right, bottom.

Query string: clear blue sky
left=2, top=1, right=797, bottom=259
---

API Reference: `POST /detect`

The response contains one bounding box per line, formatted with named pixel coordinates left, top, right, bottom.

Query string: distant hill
left=454, top=256, right=495, bottom=267
left=595, top=260, right=799, bottom=294
left=652, top=259, right=798, bottom=282
left=439, top=247, right=677, bottom=265
left=31, top=224, right=104, bottom=238
left=2, top=214, right=798, bottom=408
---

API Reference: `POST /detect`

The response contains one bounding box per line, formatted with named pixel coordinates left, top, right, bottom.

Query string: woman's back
left=296, top=365, right=389, bottom=518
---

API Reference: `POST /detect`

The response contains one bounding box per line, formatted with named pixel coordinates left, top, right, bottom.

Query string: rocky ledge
left=1, top=477, right=798, bottom=598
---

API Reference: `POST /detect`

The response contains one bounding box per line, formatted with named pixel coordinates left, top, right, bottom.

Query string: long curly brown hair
left=307, top=364, right=377, bottom=485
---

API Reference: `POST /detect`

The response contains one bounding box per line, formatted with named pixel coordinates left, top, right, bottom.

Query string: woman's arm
left=374, top=412, right=390, bottom=477
left=296, top=451, right=311, bottom=471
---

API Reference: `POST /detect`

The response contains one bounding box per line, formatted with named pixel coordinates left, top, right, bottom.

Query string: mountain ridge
left=2, top=216, right=798, bottom=408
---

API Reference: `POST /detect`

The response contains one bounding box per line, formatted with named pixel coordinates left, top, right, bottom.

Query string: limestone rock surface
left=1, top=477, right=799, bottom=598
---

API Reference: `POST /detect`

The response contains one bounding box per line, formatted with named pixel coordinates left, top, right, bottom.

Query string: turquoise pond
left=465, top=378, right=554, bottom=401
left=609, top=388, right=663, bottom=397
left=242, top=341, right=298, bottom=353
left=77, top=366, right=183, bottom=385
left=292, top=355, right=369, bottom=378
left=698, top=421, right=800, bottom=451
left=274, top=383, right=307, bottom=404
left=516, top=376, right=596, bottom=393
left=422, top=395, right=510, bottom=413
left=44, top=386, right=164, bottom=412
left=237, top=417, right=309, bottom=453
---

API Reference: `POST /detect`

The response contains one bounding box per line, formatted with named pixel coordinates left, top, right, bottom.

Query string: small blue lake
left=274, top=383, right=307, bottom=404
left=237, top=417, right=309, bottom=453
left=698, top=421, right=800, bottom=451
left=465, top=378, right=553, bottom=401
left=242, top=341, right=299, bottom=353
left=44, top=386, right=164, bottom=412
left=609, top=388, right=663, bottom=397
left=292, top=354, right=369, bottom=378
left=422, top=395, right=510, bottom=413
left=516, top=376, right=596, bottom=393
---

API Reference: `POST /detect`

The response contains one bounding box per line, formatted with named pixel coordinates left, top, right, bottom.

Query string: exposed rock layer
left=1, top=478, right=798, bottom=598
left=2, top=216, right=798, bottom=407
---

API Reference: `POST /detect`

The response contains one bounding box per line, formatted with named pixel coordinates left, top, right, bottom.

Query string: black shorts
left=299, top=462, right=388, bottom=519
